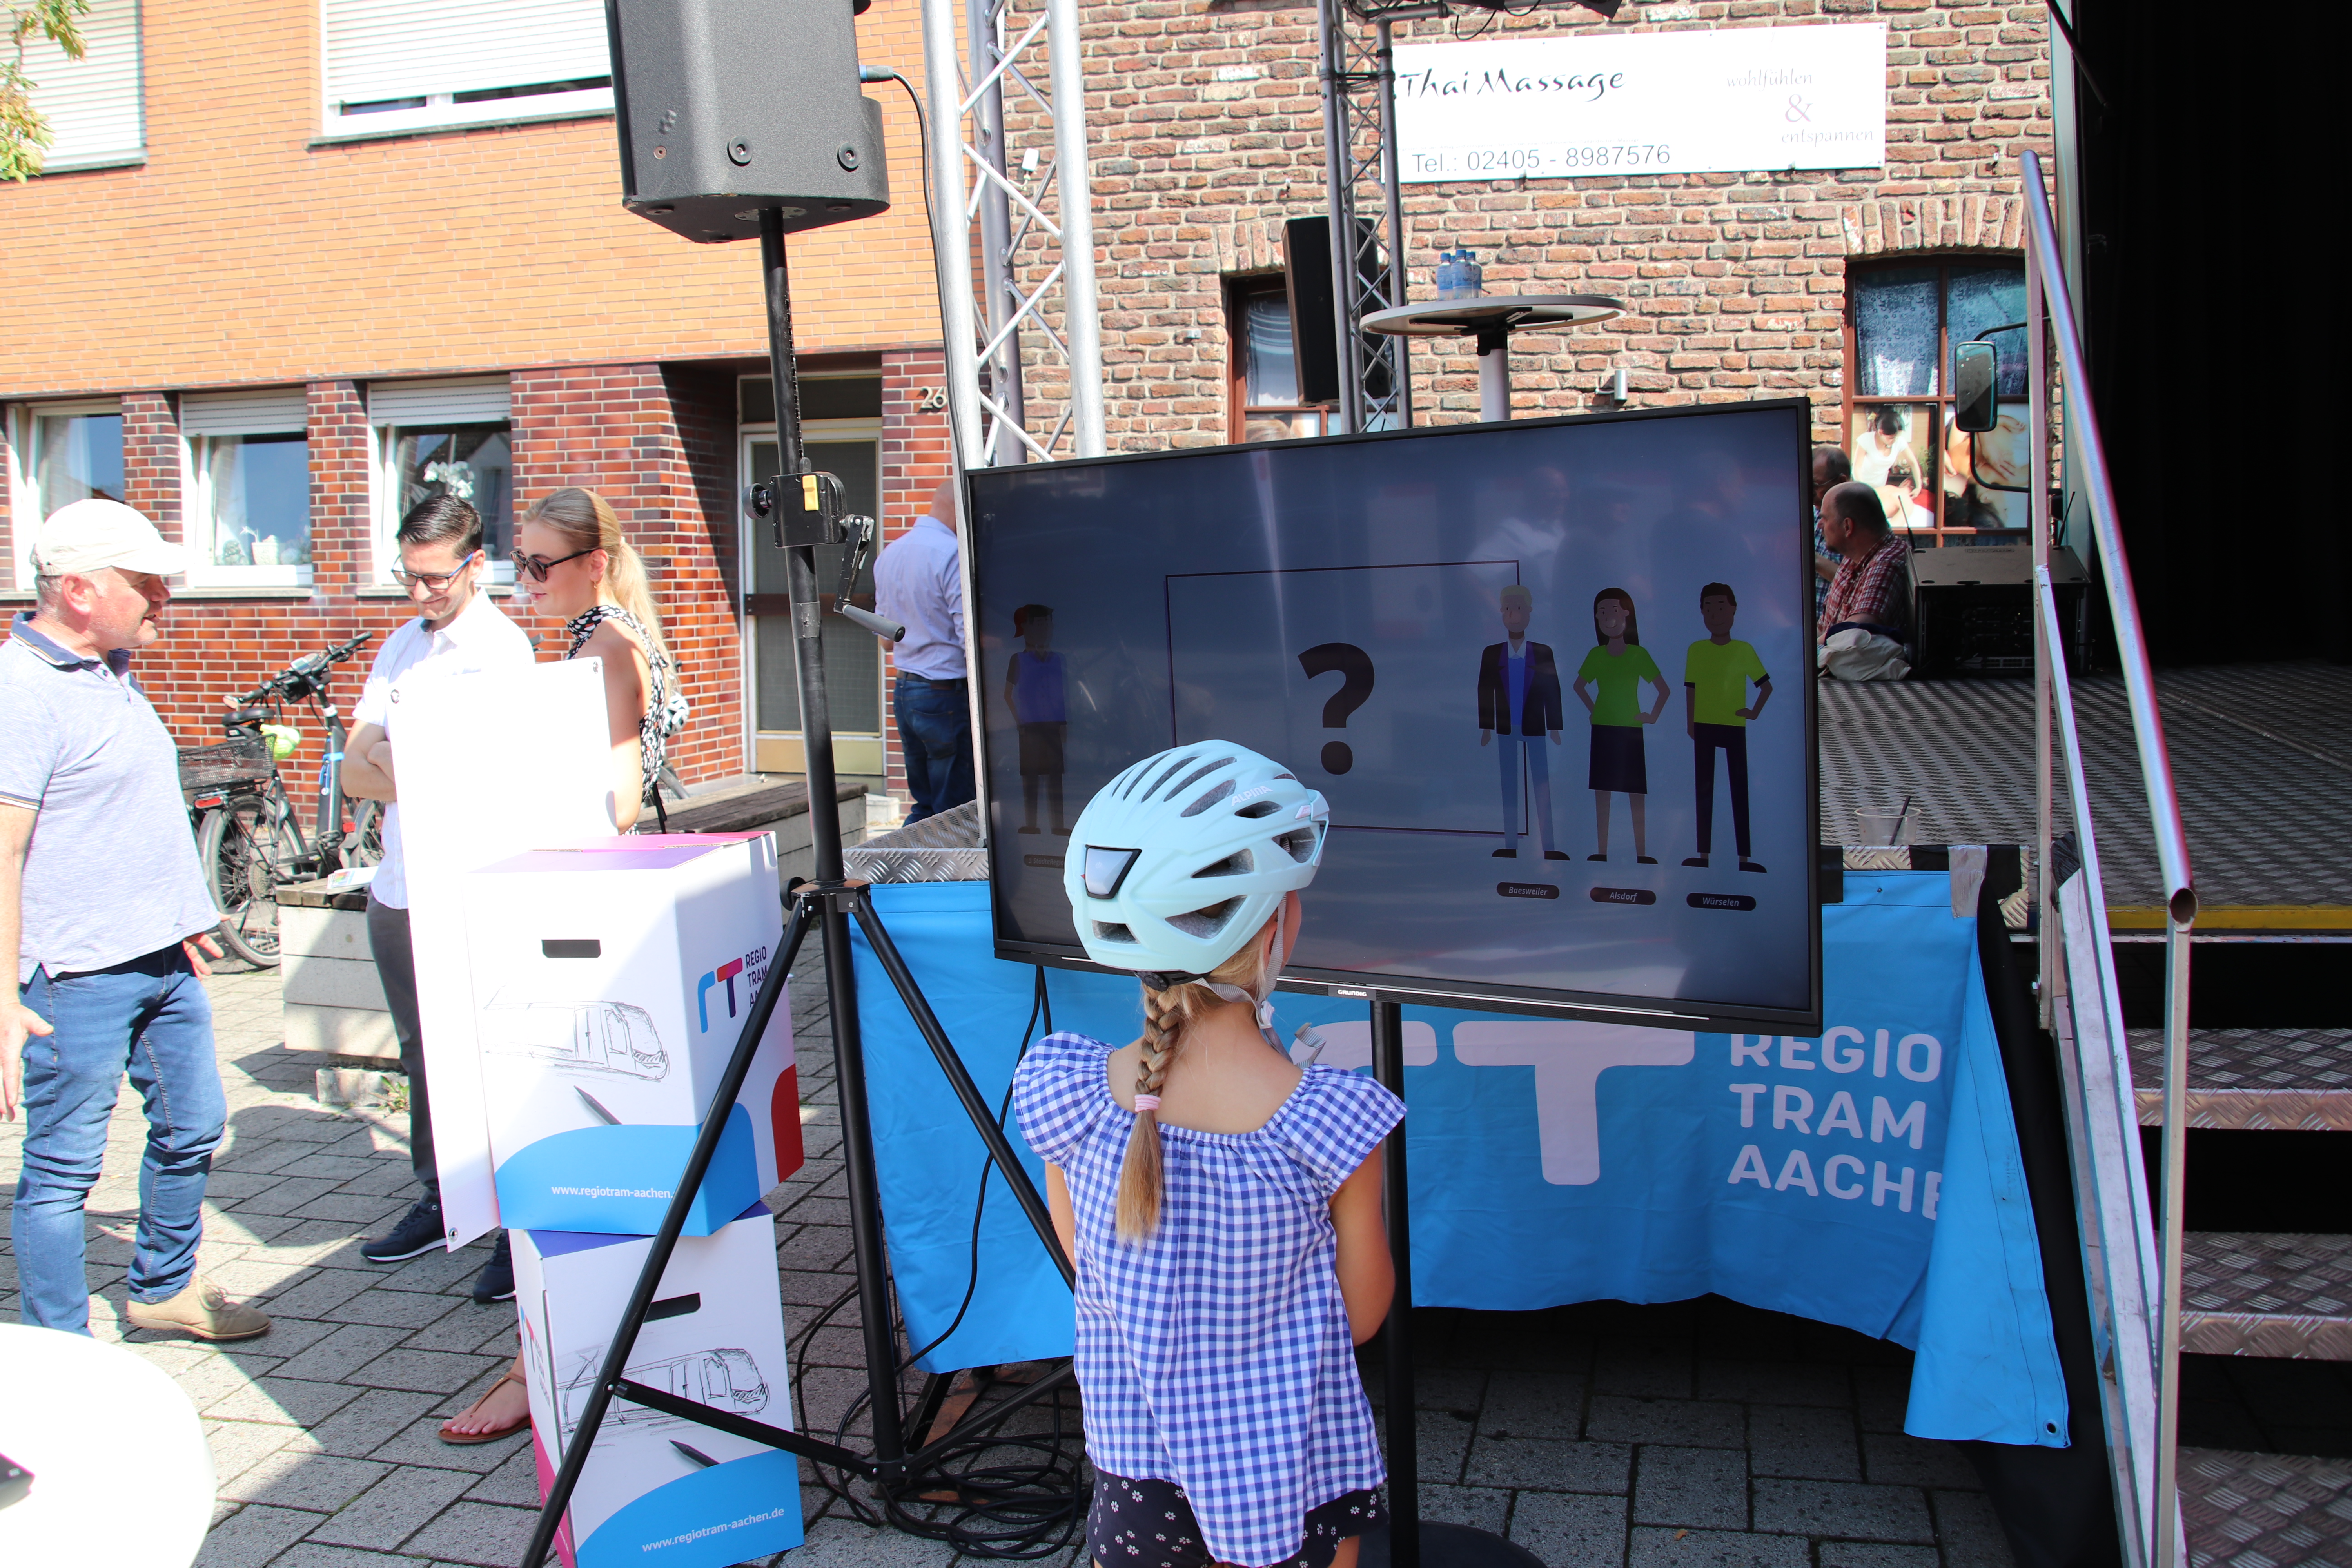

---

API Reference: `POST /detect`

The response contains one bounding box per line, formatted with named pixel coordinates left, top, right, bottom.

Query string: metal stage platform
left=1819, top=661, right=2352, bottom=927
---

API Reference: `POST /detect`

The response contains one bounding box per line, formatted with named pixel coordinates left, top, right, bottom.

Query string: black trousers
left=1693, top=723, right=1752, bottom=858
left=366, top=896, right=437, bottom=1199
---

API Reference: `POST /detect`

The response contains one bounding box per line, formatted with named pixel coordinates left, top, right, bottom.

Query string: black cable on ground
left=788, top=965, right=1087, bottom=1557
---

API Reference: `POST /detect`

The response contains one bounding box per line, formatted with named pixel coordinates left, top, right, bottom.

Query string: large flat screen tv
left=967, top=398, right=1820, bottom=1032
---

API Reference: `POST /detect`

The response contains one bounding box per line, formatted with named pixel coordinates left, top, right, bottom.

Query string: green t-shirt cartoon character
left=1682, top=639, right=1769, bottom=727
left=1575, top=644, right=1663, bottom=727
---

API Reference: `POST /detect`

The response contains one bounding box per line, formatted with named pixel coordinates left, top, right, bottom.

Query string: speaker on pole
left=605, top=0, right=891, bottom=244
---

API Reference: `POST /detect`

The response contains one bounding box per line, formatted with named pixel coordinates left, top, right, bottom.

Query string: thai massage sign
left=1394, top=22, right=1886, bottom=182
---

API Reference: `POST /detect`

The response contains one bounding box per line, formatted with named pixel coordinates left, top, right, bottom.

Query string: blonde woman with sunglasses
left=510, top=487, right=684, bottom=832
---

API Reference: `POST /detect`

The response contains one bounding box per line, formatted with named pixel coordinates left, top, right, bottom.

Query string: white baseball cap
left=31, top=499, right=187, bottom=579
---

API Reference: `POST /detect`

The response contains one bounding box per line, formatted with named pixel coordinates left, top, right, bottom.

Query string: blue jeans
left=1497, top=732, right=1558, bottom=854
left=895, top=675, right=975, bottom=823
left=13, top=946, right=223, bottom=1333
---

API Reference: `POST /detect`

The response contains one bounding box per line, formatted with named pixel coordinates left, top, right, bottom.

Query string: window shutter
left=181, top=389, right=309, bottom=436
left=20, top=0, right=143, bottom=171
left=367, top=377, right=512, bottom=426
left=324, top=0, right=611, bottom=109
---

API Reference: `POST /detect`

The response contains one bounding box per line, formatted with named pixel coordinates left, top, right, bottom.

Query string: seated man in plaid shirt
left=1817, top=481, right=1913, bottom=681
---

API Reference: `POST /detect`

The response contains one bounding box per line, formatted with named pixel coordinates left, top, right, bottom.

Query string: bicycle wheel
left=346, top=799, right=385, bottom=868
left=200, top=798, right=302, bottom=966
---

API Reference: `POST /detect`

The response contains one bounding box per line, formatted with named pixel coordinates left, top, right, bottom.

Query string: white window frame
left=9, top=399, right=125, bottom=590
left=18, top=0, right=144, bottom=173
left=319, top=0, right=613, bottom=143
left=180, top=390, right=313, bottom=589
left=367, top=377, right=515, bottom=588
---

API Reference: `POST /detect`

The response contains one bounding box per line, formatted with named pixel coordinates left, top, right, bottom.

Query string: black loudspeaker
left=606, top=0, right=890, bottom=244
left=1282, top=216, right=1391, bottom=407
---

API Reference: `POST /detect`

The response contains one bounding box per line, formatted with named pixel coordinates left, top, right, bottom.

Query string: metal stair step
left=2181, top=1232, right=2352, bottom=1361
left=2129, top=1028, right=2352, bottom=1131
left=2179, top=1447, right=2352, bottom=1568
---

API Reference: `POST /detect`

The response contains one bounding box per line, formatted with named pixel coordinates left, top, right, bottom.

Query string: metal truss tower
left=920, top=0, right=1107, bottom=468
left=1317, top=0, right=1421, bottom=433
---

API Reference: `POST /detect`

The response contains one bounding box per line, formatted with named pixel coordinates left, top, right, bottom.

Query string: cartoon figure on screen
left=1476, top=585, right=1568, bottom=861
left=1000, top=604, right=1069, bottom=835
left=1681, top=583, right=1773, bottom=874
left=1573, top=588, right=1671, bottom=864
left=1014, top=744, right=1398, bottom=1568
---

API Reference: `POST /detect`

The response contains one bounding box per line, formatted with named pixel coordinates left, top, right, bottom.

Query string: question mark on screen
left=1298, top=643, right=1376, bottom=775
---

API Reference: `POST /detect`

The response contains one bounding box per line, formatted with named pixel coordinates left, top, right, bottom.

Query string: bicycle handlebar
left=233, top=632, right=373, bottom=706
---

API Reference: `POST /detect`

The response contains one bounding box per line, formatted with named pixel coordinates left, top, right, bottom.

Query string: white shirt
left=352, top=590, right=535, bottom=908
left=872, top=514, right=967, bottom=680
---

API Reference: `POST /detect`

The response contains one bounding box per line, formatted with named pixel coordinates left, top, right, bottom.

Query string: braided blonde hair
left=1115, top=933, right=1275, bottom=1242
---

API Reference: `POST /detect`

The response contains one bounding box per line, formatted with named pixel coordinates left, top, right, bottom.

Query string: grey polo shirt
left=0, top=612, right=220, bottom=978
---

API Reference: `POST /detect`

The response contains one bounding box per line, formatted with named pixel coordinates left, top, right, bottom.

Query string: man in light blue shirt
left=0, top=499, right=268, bottom=1340
left=873, top=479, right=975, bottom=822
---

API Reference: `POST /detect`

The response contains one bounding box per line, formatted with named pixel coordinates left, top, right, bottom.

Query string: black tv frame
left=968, top=396, right=1822, bottom=1035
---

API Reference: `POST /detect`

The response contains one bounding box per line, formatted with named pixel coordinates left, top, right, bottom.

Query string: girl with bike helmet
left=1012, top=742, right=1402, bottom=1568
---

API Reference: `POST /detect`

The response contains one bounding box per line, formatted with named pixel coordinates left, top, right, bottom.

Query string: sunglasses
left=390, top=550, right=480, bottom=590
left=510, top=546, right=597, bottom=583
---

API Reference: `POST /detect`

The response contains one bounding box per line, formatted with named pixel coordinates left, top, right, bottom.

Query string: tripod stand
left=519, top=208, right=1075, bottom=1568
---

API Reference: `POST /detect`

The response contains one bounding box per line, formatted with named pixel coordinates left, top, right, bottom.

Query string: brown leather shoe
left=124, top=1276, right=271, bottom=1341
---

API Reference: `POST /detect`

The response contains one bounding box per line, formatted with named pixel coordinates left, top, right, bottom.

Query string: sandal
left=439, top=1368, right=532, bottom=1445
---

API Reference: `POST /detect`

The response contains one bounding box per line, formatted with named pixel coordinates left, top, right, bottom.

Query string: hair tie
left=1132, top=1095, right=1161, bottom=1113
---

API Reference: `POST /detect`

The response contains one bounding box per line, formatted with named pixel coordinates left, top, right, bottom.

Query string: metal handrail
left=2020, top=147, right=2196, bottom=1568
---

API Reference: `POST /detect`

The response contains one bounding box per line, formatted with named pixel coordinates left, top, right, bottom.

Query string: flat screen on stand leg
left=967, top=398, right=1822, bottom=1033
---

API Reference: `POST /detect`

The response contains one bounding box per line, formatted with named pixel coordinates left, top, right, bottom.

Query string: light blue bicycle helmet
left=1063, top=742, right=1330, bottom=988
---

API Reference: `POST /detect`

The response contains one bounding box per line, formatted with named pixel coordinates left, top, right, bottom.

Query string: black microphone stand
left=519, top=208, right=1074, bottom=1568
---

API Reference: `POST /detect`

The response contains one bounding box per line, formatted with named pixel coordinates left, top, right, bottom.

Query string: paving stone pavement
left=2, top=937, right=2019, bottom=1568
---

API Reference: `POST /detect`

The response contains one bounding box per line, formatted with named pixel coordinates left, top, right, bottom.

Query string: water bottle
left=1460, top=248, right=1485, bottom=297
left=1434, top=249, right=1460, bottom=300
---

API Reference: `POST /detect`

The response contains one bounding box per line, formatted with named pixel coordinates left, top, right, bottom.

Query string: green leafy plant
left=3, top=0, right=90, bottom=182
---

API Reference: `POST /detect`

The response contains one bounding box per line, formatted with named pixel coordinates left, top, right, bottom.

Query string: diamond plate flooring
left=2129, top=1029, right=2352, bottom=1132
left=2180, top=1234, right=2352, bottom=1362
left=1818, top=661, right=2352, bottom=914
left=2179, top=1447, right=2352, bottom=1568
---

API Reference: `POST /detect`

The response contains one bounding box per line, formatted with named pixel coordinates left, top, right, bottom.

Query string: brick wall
left=0, top=0, right=943, bottom=400
left=121, top=392, right=182, bottom=539
left=510, top=365, right=745, bottom=787
left=1009, top=0, right=2053, bottom=451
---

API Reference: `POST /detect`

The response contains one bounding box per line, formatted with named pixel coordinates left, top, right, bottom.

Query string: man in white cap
left=0, top=499, right=269, bottom=1340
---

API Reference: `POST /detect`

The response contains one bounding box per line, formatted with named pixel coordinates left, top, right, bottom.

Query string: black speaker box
left=1282, top=216, right=1392, bottom=407
left=606, top=0, right=890, bottom=243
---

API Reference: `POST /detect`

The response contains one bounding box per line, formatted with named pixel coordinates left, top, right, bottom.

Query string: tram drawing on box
left=465, top=833, right=804, bottom=1235
left=554, top=1346, right=771, bottom=1440
left=515, top=1208, right=802, bottom=1568
left=483, top=998, right=673, bottom=1080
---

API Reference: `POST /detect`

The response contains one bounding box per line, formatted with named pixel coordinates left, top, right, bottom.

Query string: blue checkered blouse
left=1013, top=1030, right=1404, bottom=1567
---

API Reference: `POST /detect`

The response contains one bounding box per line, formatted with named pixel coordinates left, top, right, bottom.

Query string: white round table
left=1361, top=294, right=1625, bottom=422
left=0, top=1323, right=214, bottom=1567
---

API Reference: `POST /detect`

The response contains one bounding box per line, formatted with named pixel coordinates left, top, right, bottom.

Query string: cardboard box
left=467, top=834, right=804, bottom=1235
left=515, top=1208, right=803, bottom=1567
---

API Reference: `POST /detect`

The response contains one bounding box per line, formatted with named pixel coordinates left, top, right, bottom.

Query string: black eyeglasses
left=510, top=546, right=597, bottom=583
left=390, top=550, right=480, bottom=590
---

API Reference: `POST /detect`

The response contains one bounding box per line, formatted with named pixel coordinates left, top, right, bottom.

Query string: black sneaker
left=362, top=1197, right=445, bottom=1264
left=473, top=1233, right=515, bottom=1303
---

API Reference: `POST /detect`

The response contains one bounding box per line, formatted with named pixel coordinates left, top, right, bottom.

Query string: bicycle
left=179, top=633, right=375, bottom=966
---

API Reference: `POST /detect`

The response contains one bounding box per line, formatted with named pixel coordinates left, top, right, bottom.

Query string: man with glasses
left=341, top=495, right=533, bottom=1299
left=2, top=500, right=267, bottom=1339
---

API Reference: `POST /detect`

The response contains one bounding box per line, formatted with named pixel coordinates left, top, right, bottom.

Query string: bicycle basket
left=179, top=736, right=274, bottom=793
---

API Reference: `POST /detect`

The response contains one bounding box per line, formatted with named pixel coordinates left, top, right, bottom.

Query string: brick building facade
left=9, top=0, right=2056, bottom=809
left=3, top=0, right=953, bottom=802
